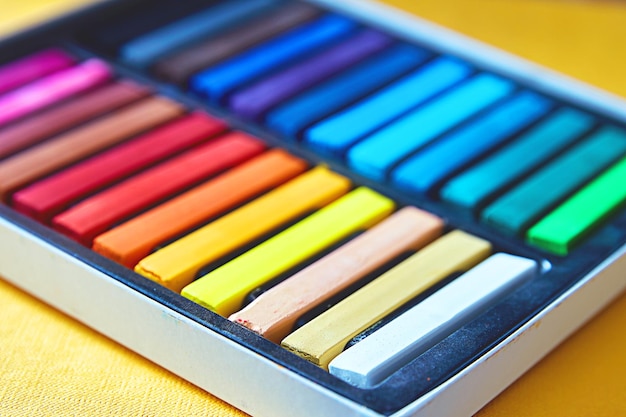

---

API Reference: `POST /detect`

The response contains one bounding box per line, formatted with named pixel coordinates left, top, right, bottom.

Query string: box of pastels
left=1, top=0, right=625, bottom=416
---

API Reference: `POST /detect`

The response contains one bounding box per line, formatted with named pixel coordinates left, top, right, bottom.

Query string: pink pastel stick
left=0, top=48, right=75, bottom=95
left=0, top=59, right=112, bottom=128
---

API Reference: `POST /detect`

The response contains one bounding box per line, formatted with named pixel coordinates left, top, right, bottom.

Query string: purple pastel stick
left=0, top=49, right=75, bottom=95
left=229, top=29, right=393, bottom=120
left=0, top=59, right=111, bottom=128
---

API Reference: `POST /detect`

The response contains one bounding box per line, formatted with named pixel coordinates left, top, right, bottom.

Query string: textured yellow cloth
left=1, top=0, right=626, bottom=416
left=0, top=0, right=97, bottom=38
left=0, top=279, right=248, bottom=417
left=387, top=0, right=626, bottom=98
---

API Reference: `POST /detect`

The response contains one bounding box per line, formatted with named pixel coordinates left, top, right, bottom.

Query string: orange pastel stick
left=93, top=149, right=307, bottom=267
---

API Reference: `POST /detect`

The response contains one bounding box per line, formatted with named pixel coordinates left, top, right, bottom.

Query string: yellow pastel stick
left=135, top=167, right=351, bottom=292
left=181, top=187, right=395, bottom=316
left=281, top=230, right=491, bottom=369
left=229, top=206, right=445, bottom=343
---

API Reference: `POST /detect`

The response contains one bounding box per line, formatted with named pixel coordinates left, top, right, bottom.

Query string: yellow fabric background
left=0, top=0, right=97, bottom=39
left=1, top=0, right=626, bottom=416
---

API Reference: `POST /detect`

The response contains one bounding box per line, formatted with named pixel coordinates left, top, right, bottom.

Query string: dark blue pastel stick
left=347, top=74, right=515, bottom=181
left=86, top=0, right=216, bottom=54
left=228, top=29, right=393, bottom=121
left=303, top=57, right=471, bottom=157
left=266, top=44, right=431, bottom=138
left=439, top=108, right=595, bottom=209
left=391, top=91, right=553, bottom=193
left=190, top=15, right=357, bottom=102
left=120, top=0, right=279, bottom=68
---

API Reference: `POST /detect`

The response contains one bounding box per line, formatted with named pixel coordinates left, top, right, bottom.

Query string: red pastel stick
left=52, top=132, right=266, bottom=245
left=12, top=112, right=227, bottom=222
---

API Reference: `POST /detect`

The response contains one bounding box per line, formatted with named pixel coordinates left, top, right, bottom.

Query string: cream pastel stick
left=229, top=207, right=444, bottom=342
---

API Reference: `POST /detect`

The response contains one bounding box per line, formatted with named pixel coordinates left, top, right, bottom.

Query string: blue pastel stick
left=439, top=108, right=595, bottom=209
left=392, top=91, right=553, bottom=193
left=120, top=0, right=278, bottom=68
left=347, top=74, right=515, bottom=181
left=229, top=29, right=393, bottom=121
left=304, top=57, right=471, bottom=156
left=266, top=44, right=431, bottom=138
left=190, top=15, right=357, bottom=101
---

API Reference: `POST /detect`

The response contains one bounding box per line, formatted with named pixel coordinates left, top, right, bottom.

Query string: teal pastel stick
left=392, top=91, right=553, bottom=193
left=120, top=0, right=279, bottom=68
left=481, top=127, right=626, bottom=235
left=303, top=57, right=471, bottom=156
left=266, top=44, right=431, bottom=138
left=347, top=74, right=515, bottom=181
left=191, top=15, right=357, bottom=101
left=440, top=108, right=595, bottom=210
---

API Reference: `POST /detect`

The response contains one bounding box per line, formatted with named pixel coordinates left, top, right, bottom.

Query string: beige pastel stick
left=281, top=230, right=492, bottom=369
left=229, top=206, right=444, bottom=342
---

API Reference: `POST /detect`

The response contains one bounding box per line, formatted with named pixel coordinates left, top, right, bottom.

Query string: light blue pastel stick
left=190, top=15, right=357, bottom=101
left=347, top=74, right=515, bottom=182
left=392, top=91, right=553, bottom=193
left=304, top=57, right=472, bottom=156
left=439, top=108, right=595, bottom=210
left=266, top=44, right=431, bottom=138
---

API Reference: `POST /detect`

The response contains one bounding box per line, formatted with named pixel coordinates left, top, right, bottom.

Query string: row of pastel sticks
left=0, top=48, right=539, bottom=388
left=83, top=0, right=626, bottom=256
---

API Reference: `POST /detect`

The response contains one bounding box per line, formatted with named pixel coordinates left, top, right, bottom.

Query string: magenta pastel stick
left=0, top=59, right=112, bottom=128
left=0, top=48, right=76, bottom=95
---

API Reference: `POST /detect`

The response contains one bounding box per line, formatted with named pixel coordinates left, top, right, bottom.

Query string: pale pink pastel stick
left=229, top=206, right=444, bottom=343
left=0, top=59, right=111, bottom=128
left=0, top=48, right=75, bottom=95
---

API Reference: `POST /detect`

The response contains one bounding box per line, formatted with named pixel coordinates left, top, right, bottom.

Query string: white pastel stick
left=328, top=253, right=537, bottom=388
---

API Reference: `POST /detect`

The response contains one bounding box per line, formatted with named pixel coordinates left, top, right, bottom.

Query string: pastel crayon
left=229, top=29, right=393, bottom=120
left=392, top=91, right=552, bottom=193
left=85, top=0, right=216, bottom=54
left=12, top=113, right=226, bottom=222
left=190, top=15, right=357, bottom=101
left=527, top=156, right=626, bottom=255
left=440, top=108, right=595, bottom=210
left=328, top=254, right=536, bottom=387
left=0, top=60, right=112, bottom=128
left=0, top=96, right=184, bottom=200
left=281, top=231, right=491, bottom=369
left=0, top=49, right=75, bottom=95
left=135, top=167, right=351, bottom=292
left=0, top=81, right=150, bottom=159
left=93, top=150, right=308, bottom=268
left=229, top=207, right=444, bottom=342
left=152, top=2, right=321, bottom=85
left=267, top=44, right=431, bottom=138
left=52, top=132, right=265, bottom=246
left=482, top=127, right=626, bottom=235
left=347, top=74, right=515, bottom=181
left=182, top=187, right=395, bottom=317
left=304, top=58, right=471, bottom=156
left=120, top=0, right=278, bottom=68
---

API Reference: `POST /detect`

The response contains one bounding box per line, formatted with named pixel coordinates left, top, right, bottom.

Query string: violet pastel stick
left=229, top=207, right=444, bottom=342
left=0, top=48, right=75, bottom=95
left=0, top=59, right=111, bottom=128
left=228, top=29, right=393, bottom=120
